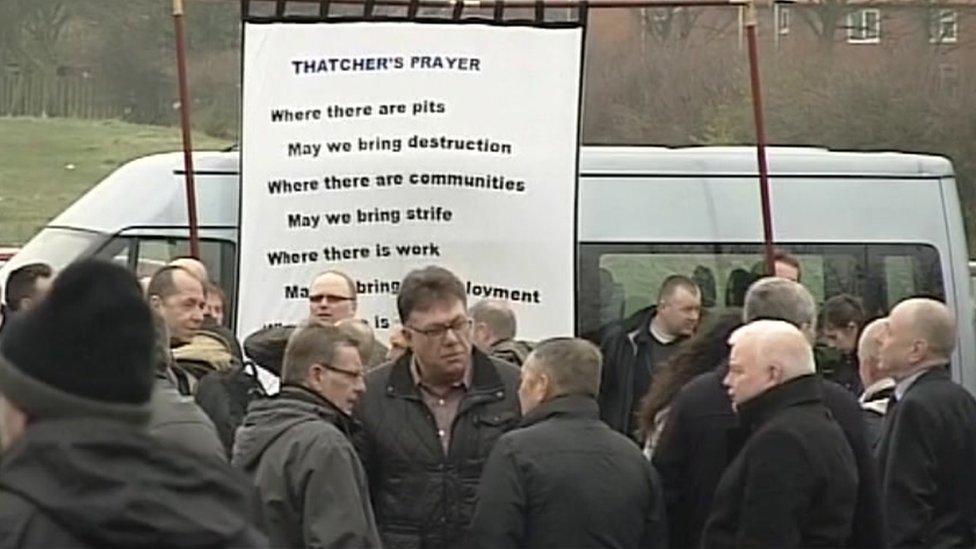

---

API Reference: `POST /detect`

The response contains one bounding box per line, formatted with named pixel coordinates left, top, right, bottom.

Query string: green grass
left=0, top=117, right=232, bottom=244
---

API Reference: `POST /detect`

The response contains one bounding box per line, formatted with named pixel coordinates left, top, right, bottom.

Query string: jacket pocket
left=473, top=411, right=518, bottom=428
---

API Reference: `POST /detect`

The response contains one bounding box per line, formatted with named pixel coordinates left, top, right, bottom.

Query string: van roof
left=579, top=145, right=954, bottom=177
left=48, top=146, right=954, bottom=234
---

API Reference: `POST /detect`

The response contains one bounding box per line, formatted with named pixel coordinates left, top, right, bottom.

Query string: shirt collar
left=894, top=369, right=930, bottom=401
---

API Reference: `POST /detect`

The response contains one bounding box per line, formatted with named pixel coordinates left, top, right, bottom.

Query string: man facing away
left=233, top=323, right=380, bottom=548
left=599, top=274, right=702, bottom=436
left=469, top=338, right=667, bottom=549
left=856, top=317, right=895, bottom=451
left=876, top=298, right=976, bottom=548
left=653, top=277, right=884, bottom=549
left=470, top=299, right=534, bottom=367
left=702, top=320, right=858, bottom=548
left=245, top=270, right=388, bottom=374
left=0, top=260, right=265, bottom=548
left=354, top=266, right=521, bottom=549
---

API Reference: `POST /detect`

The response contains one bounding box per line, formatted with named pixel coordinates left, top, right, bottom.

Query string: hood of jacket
left=0, top=416, right=259, bottom=548
left=232, top=385, right=353, bottom=471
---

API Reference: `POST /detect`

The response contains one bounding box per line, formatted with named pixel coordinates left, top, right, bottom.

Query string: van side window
left=94, top=236, right=237, bottom=324
left=578, top=243, right=944, bottom=338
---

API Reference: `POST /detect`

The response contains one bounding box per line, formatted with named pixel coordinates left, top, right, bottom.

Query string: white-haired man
left=856, top=318, right=895, bottom=450
left=702, top=320, right=859, bottom=548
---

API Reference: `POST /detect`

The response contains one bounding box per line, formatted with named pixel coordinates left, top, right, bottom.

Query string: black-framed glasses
left=406, top=317, right=473, bottom=339
left=321, top=363, right=365, bottom=380
left=309, top=293, right=355, bottom=305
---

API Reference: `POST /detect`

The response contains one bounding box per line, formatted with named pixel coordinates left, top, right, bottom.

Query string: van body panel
left=4, top=146, right=971, bottom=392
left=51, top=152, right=239, bottom=234
left=938, top=177, right=975, bottom=390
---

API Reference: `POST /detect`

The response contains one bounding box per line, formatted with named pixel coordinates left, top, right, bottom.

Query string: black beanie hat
left=0, top=259, right=155, bottom=423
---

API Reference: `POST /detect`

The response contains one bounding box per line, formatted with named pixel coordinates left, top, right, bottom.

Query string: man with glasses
left=233, top=322, right=381, bottom=548
left=244, top=270, right=389, bottom=376
left=354, top=265, right=521, bottom=549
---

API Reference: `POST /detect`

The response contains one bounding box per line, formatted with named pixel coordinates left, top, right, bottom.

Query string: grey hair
left=527, top=338, right=603, bottom=398
left=743, top=277, right=817, bottom=334
left=470, top=299, right=517, bottom=341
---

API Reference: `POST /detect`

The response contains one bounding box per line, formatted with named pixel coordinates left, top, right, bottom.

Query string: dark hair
left=205, top=281, right=226, bottom=305
left=397, top=266, right=467, bottom=322
left=823, top=294, right=866, bottom=330
left=147, top=266, right=200, bottom=301
left=657, top=275, right=700, bottom=304
left=5, top=263, right=53, bottom=312
left=750, top=249, right=802, bottom=281
left=637, top=314, right=743, bottom=441
left=281, top=323, right=359, bottom=385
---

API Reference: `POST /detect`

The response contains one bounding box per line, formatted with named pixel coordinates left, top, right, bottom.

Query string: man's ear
left=307, top=363, right=328, bottom=390
left=148, top=295, right=163, bottom=312
left=538, top=372, right=554, bottom=399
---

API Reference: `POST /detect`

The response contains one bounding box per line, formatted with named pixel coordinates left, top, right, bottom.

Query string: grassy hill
left=0, top=117, right=232, bottom=244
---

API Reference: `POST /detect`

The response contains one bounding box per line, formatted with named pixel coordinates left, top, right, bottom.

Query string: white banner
left=238, top=20, right=583, bottom=346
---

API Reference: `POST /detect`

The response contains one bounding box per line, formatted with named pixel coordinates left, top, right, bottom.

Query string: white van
left=4, top=146, right=972, bottom=391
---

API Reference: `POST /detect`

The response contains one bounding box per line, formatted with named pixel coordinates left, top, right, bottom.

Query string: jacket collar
left=277, top=383, right=359, bottom=434
left=735, top=374, right=823, bottom=430
left=897, top=364, right=950, bottom=399
left=625, top=306, right=658, bottom=343
left=386, top=347, right=505, bottom=399
left=519, top=394, right=599, bottom=428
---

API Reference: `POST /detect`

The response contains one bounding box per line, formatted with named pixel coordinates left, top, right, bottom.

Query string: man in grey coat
left=233, top=322, right=380, bottom=549
left=148, top=310, right=225, bottom=460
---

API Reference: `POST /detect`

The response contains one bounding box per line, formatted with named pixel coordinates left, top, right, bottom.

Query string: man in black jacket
left=0, top=260, right=265, bottom=548
left=876, top=298, right=976, bottom=548
left=702, top=320, right=858, bottom=547
left=653, top=277, right=885, bottom=549
left=599, top=275, right=701, bottom=436
left=354, top=266, right=521, bottom=549
left=469, top=338, right=667, bottom=549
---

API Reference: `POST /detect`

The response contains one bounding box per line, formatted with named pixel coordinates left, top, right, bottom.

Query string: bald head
left=857, top=318, right=888, bottom=387
left=880, top=298, right=956, bottom=379
left=168, top=257, right=208, bottom=284
left=724, top=320, right=815, bottom=408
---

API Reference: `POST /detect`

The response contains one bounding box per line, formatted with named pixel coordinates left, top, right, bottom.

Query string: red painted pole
left=744, top=0, right=775, bottom=276
left=174, top=0, right=201, bottom=259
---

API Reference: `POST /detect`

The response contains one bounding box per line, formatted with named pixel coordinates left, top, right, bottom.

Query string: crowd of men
left=0, top=251, right=975, bottom=548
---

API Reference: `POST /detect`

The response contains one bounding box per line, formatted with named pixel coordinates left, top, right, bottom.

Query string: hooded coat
left=0, top=416, right=265, bottom=548
left=232, top=385, right=381, bottom=549
left=148, top=374, right=225, bottom=460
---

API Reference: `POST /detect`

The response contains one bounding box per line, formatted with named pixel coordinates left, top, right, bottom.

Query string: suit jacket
left=877, top=366, right=976, bottom=548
